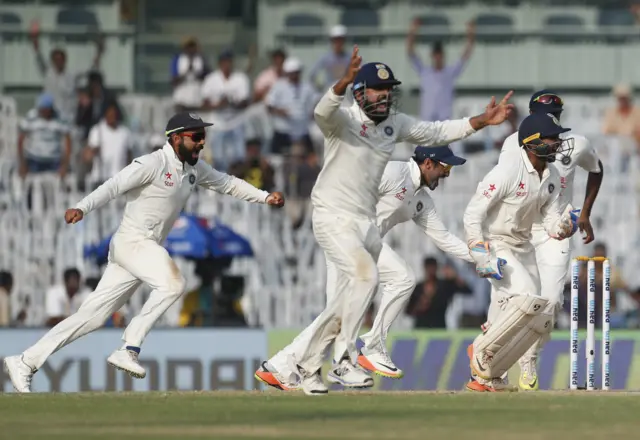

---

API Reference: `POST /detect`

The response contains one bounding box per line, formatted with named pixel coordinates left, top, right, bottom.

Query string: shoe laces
left=522, top=358, right=537, bottom=378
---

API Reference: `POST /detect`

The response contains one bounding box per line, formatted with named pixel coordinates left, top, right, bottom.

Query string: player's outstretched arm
left=396, top=91, right=515, bottom=146
left=196, top=162, right=284, bottom=207
left=313, top=45, right=361, bottom=135
left=70, top=155, right=160, bottom=222
left=413, top=196, right=474, bottom=263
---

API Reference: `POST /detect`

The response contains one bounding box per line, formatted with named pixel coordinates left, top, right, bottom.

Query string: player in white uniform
left=495, top=91, right=603, bottom=391
left=3, top=112, right=285, bottom=393
left=270, top=46, right=514, bottom=395
left=256, top=145, right=474, bottom=390
left=464, top=113, right=579, bottom=392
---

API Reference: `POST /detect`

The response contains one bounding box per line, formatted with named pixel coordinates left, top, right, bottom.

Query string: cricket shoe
left=357, top=347, right=403, bottom=379
left=518, top=357, right=539, bottom=391
left=466, top=376, right=516, bottom=393
left=4, top=355, right=36, bottom=393
left=468, top=343, right=492, bottom=381
left=286, top=356, right=328, bottom=396
left=107, top=348, right=146, bottom=379
left=327, top=358, right=374, bottom=388
left=254, top=361, right=300, bottom=391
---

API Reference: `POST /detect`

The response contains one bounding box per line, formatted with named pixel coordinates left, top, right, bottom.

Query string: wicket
left=570, top=256, right=611, bottom=391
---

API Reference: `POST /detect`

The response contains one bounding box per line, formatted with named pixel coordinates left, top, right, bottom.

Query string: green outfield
left=1, top=391, right=640, bottom=440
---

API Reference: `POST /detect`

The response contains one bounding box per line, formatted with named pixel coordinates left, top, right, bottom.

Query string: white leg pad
left=519, top=310, right=555, bottom=368
left=472, top=295, right=548, bottom=379
left=489, top=311, right=553, bottom=378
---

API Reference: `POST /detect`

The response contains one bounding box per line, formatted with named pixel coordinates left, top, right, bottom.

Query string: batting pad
left=473, top=295, right=549, bottom=377
left=489, top=311, right=554, bottom=378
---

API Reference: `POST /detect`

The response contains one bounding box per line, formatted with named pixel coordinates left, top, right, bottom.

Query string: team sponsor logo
left=360, top=123, right=368, bottom=138
left=516, top=181, right=527, bottom=197
left=164, top=172, right=174, bottom=187
left=395, top=187, right=407, bottom=201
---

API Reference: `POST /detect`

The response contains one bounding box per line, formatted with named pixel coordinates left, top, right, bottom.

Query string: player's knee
left=353, top=252, right=378, bottom=287
left=167, top=275, right=187, bottom=297
left=398, top=267, right=416, bottom=296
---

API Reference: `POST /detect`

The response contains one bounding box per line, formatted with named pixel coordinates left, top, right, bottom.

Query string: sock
left=124, top=345, right=140, bottom=354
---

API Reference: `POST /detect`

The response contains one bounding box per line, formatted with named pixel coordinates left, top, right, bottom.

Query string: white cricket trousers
left=485, top=242, right=541, bottom=324
left=270, top=243, right=414, bottom=374
left=519, top=236, right=571, bottom=361
left=22, top=232, right=186, bottom=369
left=292, top=210, right=382, bottom=375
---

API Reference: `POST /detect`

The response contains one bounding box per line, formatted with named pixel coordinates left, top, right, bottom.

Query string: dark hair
left=423, top=257, right=438, bottom=267
left=0, top=271, right=13, bottom=289
left=432, top=41, right=444, bottom=54
left=88, top=71, right=103, bottom=85
left=63, top=268, right=81, bottom=282
left=271, top=48, right=287, bottom=59
left=594, top=242, right=607, bottom=251
left=50, top=48, right=66, bottom=59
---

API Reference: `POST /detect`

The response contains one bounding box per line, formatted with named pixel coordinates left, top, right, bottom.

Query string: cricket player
left=269, top=44, right=513, bottom=395
left=497, top=91, right=603, bottom=391
left=4, top=112, right=285, bottom=393
left=257, top=145, right=475, bottom=391
left=464, top=112, right=579, bottom=392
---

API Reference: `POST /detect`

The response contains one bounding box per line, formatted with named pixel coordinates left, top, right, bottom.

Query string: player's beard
left=178, top=139, right=200, bottom=166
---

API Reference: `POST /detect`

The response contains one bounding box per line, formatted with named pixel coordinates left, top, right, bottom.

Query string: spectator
left=283, top=147, right=321, bottom=227
left=171, top=36, right=210, bottom=112
left=602, top=84, right=640, bottom=146
left=201, top=49, right=250, bottom=169
left=253, top=48, right=287, bottom=102
left=309, top=25, right=350, bottom=91
left=45, top=268, right=90, bottom=327
left=266, top=57, right=318, bottom=155
left=18, top=93, right=71, bottom=179
left=407, top=19, right=476, bottom=122
left=83, top=102, right=133, bottom=182
left=30, top=24, right=104, bottom=123
left=76, top=71, right=123, bottom=140
left=0, top=271, right=13, bottom=327
left=406, top=258, right=472, bottom=328
left=228, top=139, right=275, bottom=191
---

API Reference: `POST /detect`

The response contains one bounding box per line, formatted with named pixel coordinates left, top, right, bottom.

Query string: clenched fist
left=65, top=208, right=84, bottom=224
left=266, top=192, right=285, bottom=207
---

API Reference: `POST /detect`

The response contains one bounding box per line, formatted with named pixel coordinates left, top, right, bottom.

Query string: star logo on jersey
left=164, top=172, right=174, bottom=187
left=516, top=181, right=527, bottom=197
left=360, top=123, right=369, bottom=138
left=489, top=184, right=496, bottom=191
left=395, top=187, right=407, bottom=201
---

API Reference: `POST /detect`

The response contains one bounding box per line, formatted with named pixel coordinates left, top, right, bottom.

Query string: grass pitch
left=1, top=390, right=640, bottom=440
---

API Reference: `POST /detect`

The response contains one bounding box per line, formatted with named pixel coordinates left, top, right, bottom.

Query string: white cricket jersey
left=310, top=87, right=476, bottom=219
left=500, top=131, right=601, bottom=244
left=464, top=148, right=567, bottom=247
left=376, top=160, right=473, bottom=262
left=75, top=143, right=269, bottom=243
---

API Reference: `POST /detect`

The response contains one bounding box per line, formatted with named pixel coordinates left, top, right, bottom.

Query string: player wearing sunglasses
left=4, top=112, right=285, bottom=392
left=258, top=145, right=475, bottom=389
left=471, top=90, right=604, bottom=392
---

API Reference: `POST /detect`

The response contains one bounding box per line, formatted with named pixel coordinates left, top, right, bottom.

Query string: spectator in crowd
left=407, top=19, right=476, bottom=122
left=0, top=271, right=13, bottom=327
left=18, top=93, right=71, bottom=179
left=45, top=268, right=90, bottom=327
left=201, top=49, right=250, bottom=170
left=309, top=25, right=350, bottom=91
left=171, top=36, right=210, bottom=112
left=228, top=139, right=275, bottom=192
left=283, top=147, right=321, bottom=227
left=253, top=48, right=287, bottom=102
left=82, top=102, right=133, bottom=183
left=30, top=24, right=104, bottom=123
left=602, top=84, right=640, bottom=146
left=266, top=57, right=319, bottom=155
left=406, top=257, right=472, bottom=328
left=76, top=71, right=123, bottom=141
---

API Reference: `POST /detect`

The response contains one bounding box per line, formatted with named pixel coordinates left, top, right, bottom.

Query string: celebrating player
left=4, top=112, right=284, bottom=393
left=257, top=145, right=474, bottom=390
left=271, top=43, right=514, bottom=395
left=464, top=112, right=579, bottom=391
left=496, top=91, right=603, bottom=391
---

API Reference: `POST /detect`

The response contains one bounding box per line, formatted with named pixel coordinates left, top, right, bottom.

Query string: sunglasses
left=439, top=161, right=453, bottom=172
left=534, top=94, right=564, bottom=106
left=180, top=132, right=206, bottom=142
